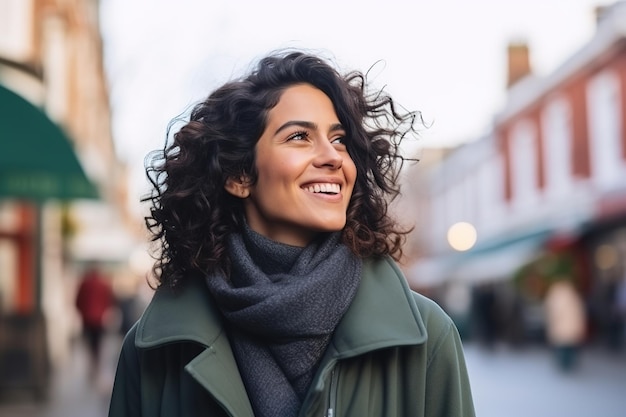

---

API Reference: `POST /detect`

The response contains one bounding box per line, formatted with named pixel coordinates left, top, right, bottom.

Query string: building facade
left=406, top=1, right=626, bottom=346
left=0, top=0, right=139, bottom=397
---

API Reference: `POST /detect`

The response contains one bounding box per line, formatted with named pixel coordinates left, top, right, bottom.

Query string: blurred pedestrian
left=614, top=274, right=626, bottom=349
left=544, top=277, right=586, bottom=371
left=113, top=272, right=147, bottom=337
left=473, top=284, right=499, bottom=348
left=108, top=49, right=475, bottom=417
left=75, top=263, right=114, bottom=379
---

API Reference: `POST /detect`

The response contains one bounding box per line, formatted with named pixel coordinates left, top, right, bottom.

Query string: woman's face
left=227, top=83, right=357, bottom=247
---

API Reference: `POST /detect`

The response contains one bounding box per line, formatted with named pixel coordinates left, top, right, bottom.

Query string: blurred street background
left=2, top=0, right=626, bottom=416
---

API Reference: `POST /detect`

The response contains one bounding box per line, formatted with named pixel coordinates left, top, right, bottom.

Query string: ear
left=225, top=176, right=251, bottom=198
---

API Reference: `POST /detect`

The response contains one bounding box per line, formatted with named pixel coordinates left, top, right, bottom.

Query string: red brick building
left=407, top=2, right=626, bottom=345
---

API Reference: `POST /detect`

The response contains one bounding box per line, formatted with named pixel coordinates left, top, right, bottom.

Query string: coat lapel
left=136, top=277, right=254, bottom=416
left=185, top=331, right=255, bottom=417
left=301, top=256, right=429, bottom=414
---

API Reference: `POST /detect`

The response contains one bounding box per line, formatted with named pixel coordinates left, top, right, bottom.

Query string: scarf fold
left=205, top=227, right=362, bottom=417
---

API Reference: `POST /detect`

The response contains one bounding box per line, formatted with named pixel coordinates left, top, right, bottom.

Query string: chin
left=314, top=220, right=346, bottom=233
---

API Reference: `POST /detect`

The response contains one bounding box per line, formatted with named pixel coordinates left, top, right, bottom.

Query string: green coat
left=108, top=257, right=475, bottom=417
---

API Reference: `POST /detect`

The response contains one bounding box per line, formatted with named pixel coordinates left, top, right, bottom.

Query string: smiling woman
left=108, top=49, right=476, bottom=417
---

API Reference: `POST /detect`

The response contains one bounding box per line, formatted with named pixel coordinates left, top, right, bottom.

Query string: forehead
left=268, top=84, right=337, bottom=120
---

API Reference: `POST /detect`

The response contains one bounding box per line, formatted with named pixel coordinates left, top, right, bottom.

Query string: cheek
left=257, top=161, right=293, bottom=187
left=253, top=157, right=299, bottom=197
left=344, top=159, right=358, bottom=191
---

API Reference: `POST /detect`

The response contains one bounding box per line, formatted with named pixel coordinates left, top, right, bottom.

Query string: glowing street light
left=447, top=222, right=477, bottom=252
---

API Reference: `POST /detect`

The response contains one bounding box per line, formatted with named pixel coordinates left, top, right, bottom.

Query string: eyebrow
left=274, top=120, right=345, bottom=135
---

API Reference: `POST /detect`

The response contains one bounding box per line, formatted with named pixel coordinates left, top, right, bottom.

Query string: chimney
left=506, top=42, right=532, bottom=88
left=594, top=5, right=610, bottom=26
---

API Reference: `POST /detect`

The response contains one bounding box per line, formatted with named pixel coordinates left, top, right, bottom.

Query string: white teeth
left=305, top=183, right=340, bottom=194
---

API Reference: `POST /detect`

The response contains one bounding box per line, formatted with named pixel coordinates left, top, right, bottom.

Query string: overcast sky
left=99, top=0, right=609, bottom=203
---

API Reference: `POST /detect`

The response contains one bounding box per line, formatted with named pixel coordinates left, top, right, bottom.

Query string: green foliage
left=514, top=252, right=577, bottom=300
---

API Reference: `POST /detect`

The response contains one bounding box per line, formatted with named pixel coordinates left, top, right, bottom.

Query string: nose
left=314, top=139, right=343, bottom=170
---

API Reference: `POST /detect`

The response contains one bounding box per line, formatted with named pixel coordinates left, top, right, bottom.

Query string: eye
left=331, top=134, right=349, bottom=151
left=287, top=130, right=310, bottom=141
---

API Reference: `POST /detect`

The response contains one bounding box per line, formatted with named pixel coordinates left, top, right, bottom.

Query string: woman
left=108, top=50, right=475, bottom=417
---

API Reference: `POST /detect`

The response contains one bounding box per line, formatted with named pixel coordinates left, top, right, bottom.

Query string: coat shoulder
left=410, top=290, right=457, bottom=344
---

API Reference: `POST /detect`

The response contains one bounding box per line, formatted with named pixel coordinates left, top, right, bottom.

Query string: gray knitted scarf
left=205, top=227, right=361, bottom=417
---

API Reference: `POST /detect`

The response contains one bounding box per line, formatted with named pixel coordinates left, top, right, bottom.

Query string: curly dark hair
left=144, top=50, right=421, bottom=289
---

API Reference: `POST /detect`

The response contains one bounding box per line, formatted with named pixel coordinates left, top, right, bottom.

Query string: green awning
left=0, top=84, right=99, bottom=201
left=447, top=229, right=552, bottom=284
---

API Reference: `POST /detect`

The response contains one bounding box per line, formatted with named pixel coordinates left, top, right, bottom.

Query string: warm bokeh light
left=447, top=222, right=478, bottom=251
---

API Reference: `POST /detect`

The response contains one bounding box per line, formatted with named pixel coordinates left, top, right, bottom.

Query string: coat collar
left=135, top=276, right=257, bottom=417
left=135, top=257, right=427, bottom=417
left=328, top=256, right=427, bottom=358
left=134, top=275, right=222, bottom=349
left=135, top=256, right=427, bottom=353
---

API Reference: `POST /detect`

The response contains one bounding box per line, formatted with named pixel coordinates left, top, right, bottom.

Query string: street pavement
left=0, top=333, right=121, bottom=417
left=465, top=342, right=626, bottom=417
left=1, top=337, right=625, bottom=416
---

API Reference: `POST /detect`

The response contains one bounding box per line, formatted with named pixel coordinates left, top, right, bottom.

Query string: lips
left=303, top=183, right=341, bottom=194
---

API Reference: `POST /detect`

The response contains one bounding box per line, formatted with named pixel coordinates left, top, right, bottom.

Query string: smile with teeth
left=303, top=183, right=341, bottom=194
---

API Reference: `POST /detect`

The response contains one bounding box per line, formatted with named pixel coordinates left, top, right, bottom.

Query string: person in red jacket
left=75, top=264, right=114, bottom=378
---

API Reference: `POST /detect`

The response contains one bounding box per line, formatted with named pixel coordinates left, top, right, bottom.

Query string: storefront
left=578, top=191, right=626, bottom=349
left=0, top=84, right=98, bottom=398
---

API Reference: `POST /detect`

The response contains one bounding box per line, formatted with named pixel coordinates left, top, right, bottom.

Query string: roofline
left=495, top=2, right=626, bottom=124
